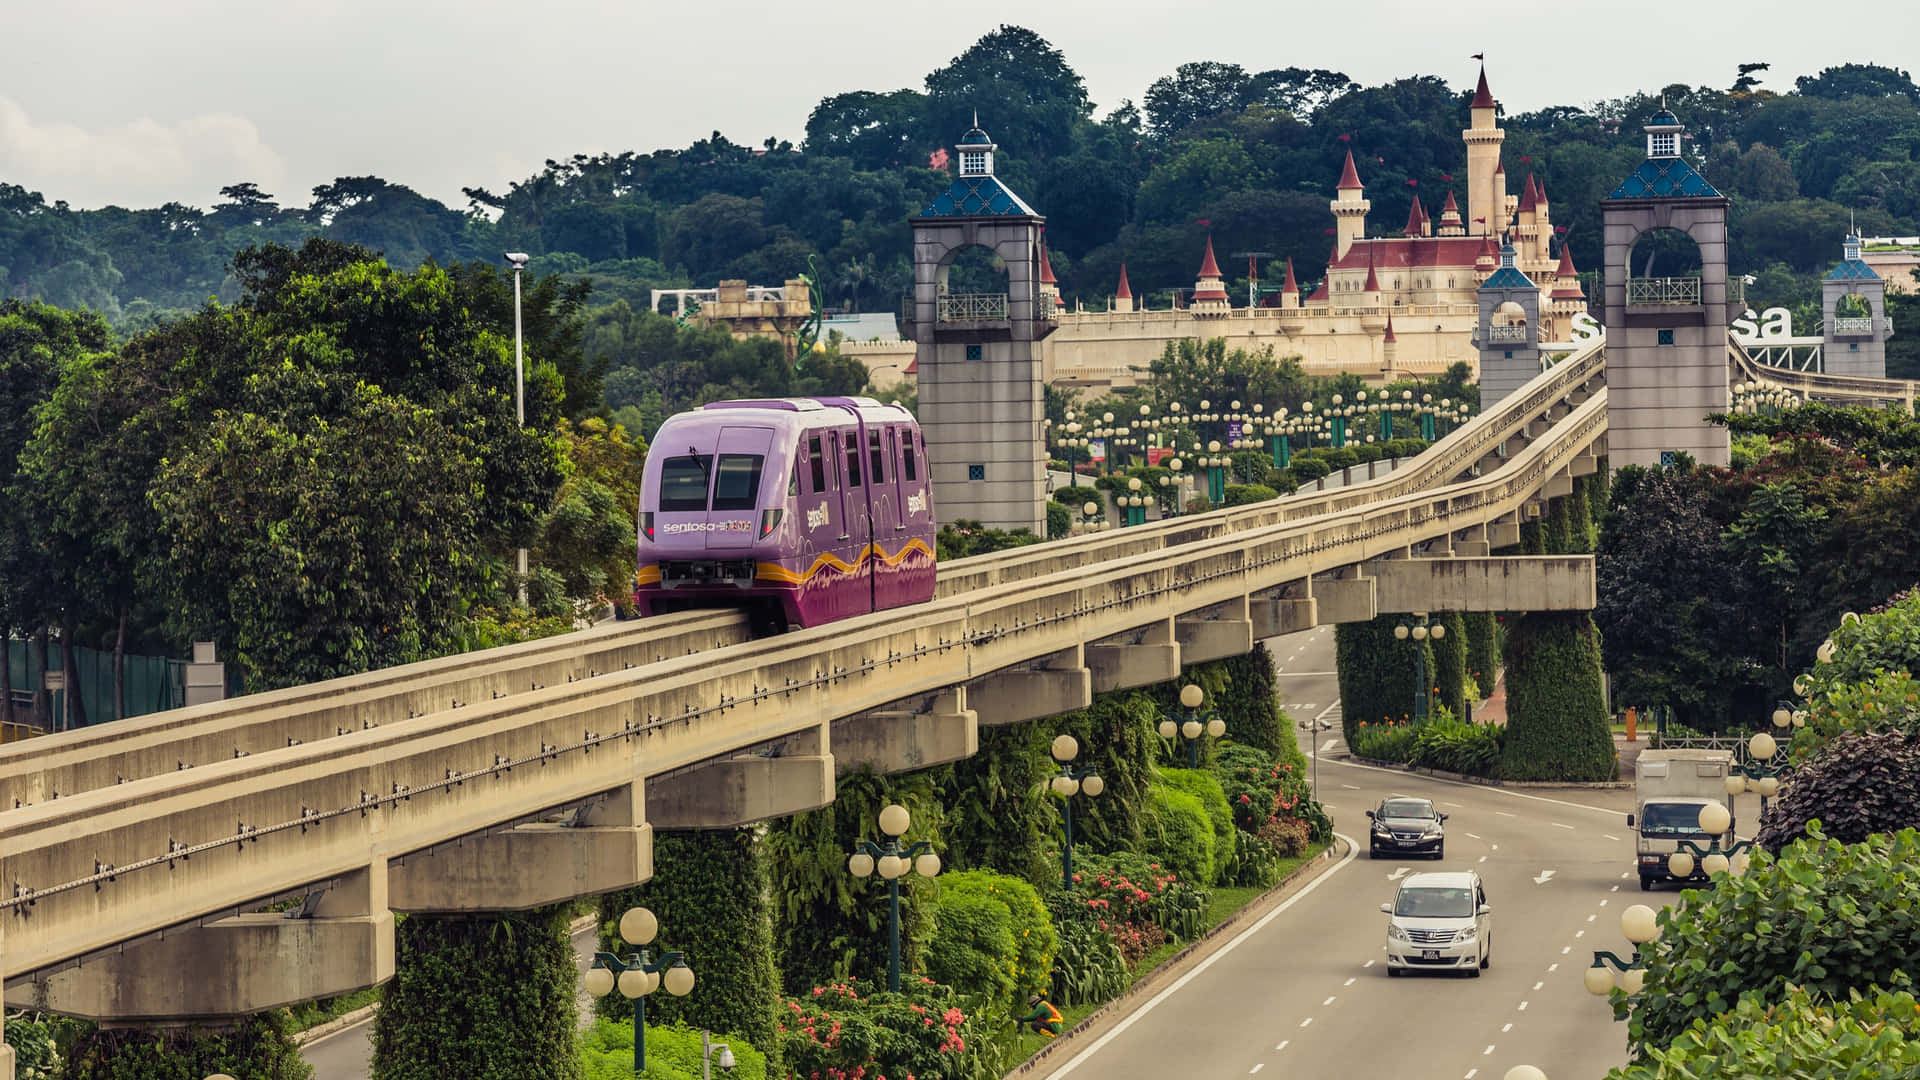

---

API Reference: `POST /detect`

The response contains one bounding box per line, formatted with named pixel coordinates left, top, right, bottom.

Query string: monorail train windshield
left=658, top=455, right=712, bottom=511
left=711, top=454, right=765, bottom=510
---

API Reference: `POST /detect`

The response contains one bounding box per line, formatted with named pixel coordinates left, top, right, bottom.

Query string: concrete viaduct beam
left=388, top=781, right=652, bottom=912
left=1313, top=573, right=1379, bottom=624
left=1087, top=619, right=1181, bottom=691
left=833, top=690, right=977, bottom=774
left=1371, top=556, right=1596, bottom=613
left=7, top=864, right=394, bottom=1023
left=1251, top=586, right=1318, bottom=639
left=646, top=727, right=834, bottom=829
left=966, top=647, right=1092, bottom=727
left=1175, top=596, right=1255, bottom=663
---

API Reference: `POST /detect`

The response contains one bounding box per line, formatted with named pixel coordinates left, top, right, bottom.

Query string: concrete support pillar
left=388, top=781, right=653, bottom=912
left=1175, top=596, right=1255, bottom=663
left=1087, top=619, right=1181, bottom=691
left=1372, top=555, right=1597, bottom=612
left=2, top=921, right=12, bottom=1080
left=1251, top=586, right=1317, bottom=640
left=1314, top=574, right=1378, bottom=624
left=647, top=728, right=834, bottom=828
left=1488, top=512, right=1521, bottom=549
left=1540, top=470, right=1574, bottom=498
left=834, top=689, right=978, bottom=773
left=967, top=647, right=1092, bottom=726
left=1570, top=450, right=1599, bottom=477
left=1454, top=522, right=1493, bottom=558
left=7, top=863, right=394, bottom=1022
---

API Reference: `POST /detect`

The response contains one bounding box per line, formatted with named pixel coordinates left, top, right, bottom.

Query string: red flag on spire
left=1406, top=178, right=1418, bottom=186
left=1518, top=155, right=1533, bottom=163
left=1439, top=174, right=1454, bottom=181
left=1323, top=228, right=1336, bottom=234
left=1337, top=133, right=1352, bottom=142
left=1195, top=219, right=1211, bottom=226
left=1471, top=52, right=1485, bottom=60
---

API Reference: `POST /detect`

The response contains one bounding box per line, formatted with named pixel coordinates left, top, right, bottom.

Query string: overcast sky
left=3, top=0, right=1914, bottom=212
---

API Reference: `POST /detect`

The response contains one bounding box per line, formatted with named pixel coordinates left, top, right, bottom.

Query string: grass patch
left=282, top=987, right=382, bottom=1034
left=994, top=846, right=1326, bottom=1061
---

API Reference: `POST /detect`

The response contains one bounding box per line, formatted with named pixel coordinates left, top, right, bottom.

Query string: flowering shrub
left=1351, top=720, right=1419, bottom=763
left=922, top=870, right=1055, bottom=1014
left=1073, top=851, right=1208, bottom=954
left=1217, top=743, right=1332, bottom=847
left=1257, top=817, right=1311, bottom=858
left=778, top=979, right=972, bottom=1080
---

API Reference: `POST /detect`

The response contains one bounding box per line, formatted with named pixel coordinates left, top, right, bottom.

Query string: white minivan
left=1381, top=870, right=1492, bottom=977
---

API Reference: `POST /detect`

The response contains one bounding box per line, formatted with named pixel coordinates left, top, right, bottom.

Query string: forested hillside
left=5, top=28, right=1920, bottom=367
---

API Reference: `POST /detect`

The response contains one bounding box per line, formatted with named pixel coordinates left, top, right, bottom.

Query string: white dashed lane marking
left=1323, top=996, right=1336, bottom=1006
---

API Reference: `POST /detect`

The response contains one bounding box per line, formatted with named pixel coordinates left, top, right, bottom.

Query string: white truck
left=1627, top=749, right=1735, bottom=891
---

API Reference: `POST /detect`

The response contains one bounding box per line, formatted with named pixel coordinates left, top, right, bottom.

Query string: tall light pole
left=584, top=906, right=696, bottom=1074
left=1159, top=684, right=1224, bottom=768
left=847, top=803, right=940, bottom=991
left=1393, top=614, right=1445, bottom=723
left=1048, top=734, right=1104, bottom=890
left=505, top=252, right=531, bottom=603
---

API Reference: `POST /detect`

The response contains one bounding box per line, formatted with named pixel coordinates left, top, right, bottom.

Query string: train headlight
left=760, top=509, right=785, bottom=538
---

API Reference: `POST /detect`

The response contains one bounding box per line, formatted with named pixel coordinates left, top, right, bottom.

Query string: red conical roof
left=1115, top=263, right=1132, bottom=300
left=1403, top=196, right=1426, bottom=236
left=1471, top=66, right=1496, bottom=110
left=1494, top=157, right=1505, bottom=175
left=1383, top=314, right=1397, bottom=343
left=1518, top=174, right=1539, bottom=213
left=1476, top=234, right=1498, bottom=265
left=1039, top=231, right=1057, bottom=284
left=1363, top=246, right=1380, bottom=292
left=1551, top=243, right=1585, bottom=299
left=1336, top=149, right=1364, bottom=190
left=1536, top=178, right=1548, bottom=204
left=1282, top=257, right=1299, bottom=292
left=1556, top=244, right=1576, bottom=278
left=1198, top=233, right=1223, bottom=278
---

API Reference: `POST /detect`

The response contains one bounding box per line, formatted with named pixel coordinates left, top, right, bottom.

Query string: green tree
left=1794, top=63, right=1920, bottom=102
left=1500, top=612, right=1615, bottom=781
left=593, top=829, right=781, bottom=1068
left=1607, top=986, right=1920, bottom=1079
left=922, top=26, right=1092, bottom=166
left=1336, top=614, right=1431, bottom=740
left=372, top=908, right=582, bottom=1080
left=1755, top=731, right=1920, bottom=850
left=65, top=1015, right=310, bottom=1080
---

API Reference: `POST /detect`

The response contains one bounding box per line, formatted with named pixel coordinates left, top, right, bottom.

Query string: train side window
left=808, top=435, right=827, bottom=492
left=902, top=431, right=918, bottom=482
left=844, top=431, right=863, bottom=487
left=868, top=429, right=886, bottom=483
left=789, top=464, right=800, bottom=498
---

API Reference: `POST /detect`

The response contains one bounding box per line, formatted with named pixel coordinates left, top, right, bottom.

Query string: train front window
left=659, top=455, right=712, bottom=511
left=712, top=454, right=765, bottom=511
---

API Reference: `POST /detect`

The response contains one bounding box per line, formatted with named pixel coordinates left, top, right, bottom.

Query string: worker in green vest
left=1017, top=994, right=1063, bottom=1038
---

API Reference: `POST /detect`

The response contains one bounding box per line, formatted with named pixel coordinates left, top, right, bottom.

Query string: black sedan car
left=1368, top=797, right=1447, bottom=859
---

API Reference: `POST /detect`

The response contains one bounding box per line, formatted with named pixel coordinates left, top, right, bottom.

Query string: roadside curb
left=291, top=913, right=600, bottom=1047
left=1343, top=754, right=1632, bottom=790
left=1006, top=837, right=1350, bottom=1079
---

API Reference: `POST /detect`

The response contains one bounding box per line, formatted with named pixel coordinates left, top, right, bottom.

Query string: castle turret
left=1114, top=262, right=1134, bottom=313
left=1438, top=190, right=1465, bottom=236
left=1547, top=242, right=1586, bottom=340
left=1332, top=150, right=1370, bottom=259
left=1534, top=178, right=1552, bottom=261
left=1515, top=174, right=1542, bottom=263
left=1038, top=229, right=1061, bottom=312
left=1474, top=233, right=1498, bottom=281
left=1382, top=314, right=1399, bottom=376
left=1191, top=234, right=1230, bottom=316
left=1463, top=64, right=1506, bottom=238
left=1403, top=196, right=1428, bottom=238
left=1495, top=158, right=1514, bottom=235
left=1362, top=246, right=1382, bottom=308
left=1279, top=257, right=1300, bottom=309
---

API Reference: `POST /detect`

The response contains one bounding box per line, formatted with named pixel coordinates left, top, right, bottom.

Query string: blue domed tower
left=1601, top=106, right=1732, bottom=468
left=905, top=121, right=1055, bottom=533
left=1821, top=233, right=1891, bottom=378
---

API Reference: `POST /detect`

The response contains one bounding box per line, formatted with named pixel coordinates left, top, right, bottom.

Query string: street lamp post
left=1586, top=903, right=1661, bottom=1004
left=847, top=804, right=941, bottom=991
left=585, top=906, right=697, bottom=1074
left=1076, top=499, right=1105, bottom=534
left=504, top=252, right=531, bottom=603
left=1159, top=684, right=1225, bottom=768
left=1328, top=394, right=1347, bottom=448
left=1204, top=442, right=1227, bottom=504
left=1049, top=734, right=1105, bottom=891
left=1125, top=476, right=1147, bottom=526
left=1724, top=708, right=1795, bottom=814
left=1392, top=614, right=1446, bottom=723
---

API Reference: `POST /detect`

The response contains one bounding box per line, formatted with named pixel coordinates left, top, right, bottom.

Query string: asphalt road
left=308, top=625, right=1753, bottom=1080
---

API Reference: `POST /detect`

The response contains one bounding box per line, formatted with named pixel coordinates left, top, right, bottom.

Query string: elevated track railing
left=0, top=387, right=1610, bottom=980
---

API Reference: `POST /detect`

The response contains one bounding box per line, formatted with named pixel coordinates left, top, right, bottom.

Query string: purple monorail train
left=633, top=397, right=937, bottom=632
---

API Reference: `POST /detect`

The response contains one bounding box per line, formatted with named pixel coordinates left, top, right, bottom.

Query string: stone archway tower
left=1821, top=233, right=1890, bottom=378
left=1476, top=243, right=1542, bottom=406
left=907, top=123, right=1055, bottom=532
left=1601, top=107, right=1732, bottom=468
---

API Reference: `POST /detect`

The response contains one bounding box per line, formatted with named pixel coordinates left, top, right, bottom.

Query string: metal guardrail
left=1627, top=277, right=1701, bottom=305
left=1831, top=316, right=1873, bottom=335
left=1487, top=325, right=1529, bottom=343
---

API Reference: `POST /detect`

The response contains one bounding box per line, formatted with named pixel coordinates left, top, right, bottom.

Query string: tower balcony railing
left=1487, top=324, right=1530, bottom=343
left=1627, top=276, right=1702, bottom=305
left=937, top=292, right=1010, bottom=322
left=1832, top=315, right=1874, bottom=336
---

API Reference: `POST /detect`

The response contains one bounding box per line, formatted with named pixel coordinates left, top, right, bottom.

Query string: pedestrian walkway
left=1474, top=669, right=1508, bottom=726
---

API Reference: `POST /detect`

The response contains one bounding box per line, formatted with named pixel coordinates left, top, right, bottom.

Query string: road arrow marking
left=1321, top=738, right=1339, bottom=752
left=1389, top=867, right=1410, bottom=880
left=1533, top=869, right=1557, bottom=885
